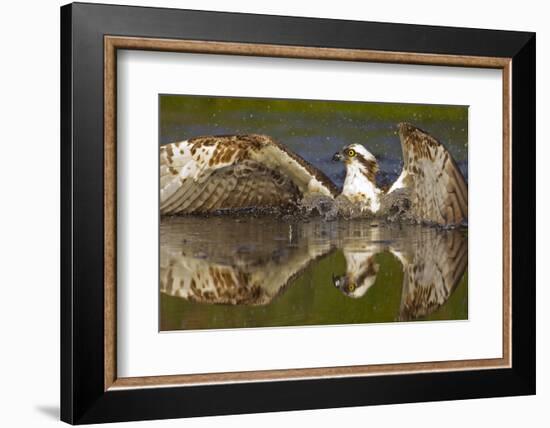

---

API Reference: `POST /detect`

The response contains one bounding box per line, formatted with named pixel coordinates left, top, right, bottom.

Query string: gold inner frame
left=104, top=35, right=512, bottom=391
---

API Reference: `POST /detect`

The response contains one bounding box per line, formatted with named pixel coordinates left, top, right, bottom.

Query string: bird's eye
left=348, top=283, right=356, bottom=292
left=347, top=149, right=356, bottom=157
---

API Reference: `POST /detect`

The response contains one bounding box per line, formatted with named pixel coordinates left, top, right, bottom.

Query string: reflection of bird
left=394, top=229, right=468, bottom=321
left=160, top=124, right=467, bottom=226
left=160, top=247, right=335, bottom=306
left=330, top=226, right=468, bottom=320
left=332, top=251, right=379, bottom=299
left=330, top=221, right=385, bottom=299
left=160, top=217, right=334, bottom=306
left=161, top=217, right=466, bottom=320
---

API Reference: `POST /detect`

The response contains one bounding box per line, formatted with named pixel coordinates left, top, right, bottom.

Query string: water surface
left=160, top=216, right=468, bottom=331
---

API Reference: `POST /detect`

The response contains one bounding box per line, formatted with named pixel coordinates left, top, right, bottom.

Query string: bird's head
left=332, top=144, right=379, bottom=180
left=331, top=260, right=379, bottom=299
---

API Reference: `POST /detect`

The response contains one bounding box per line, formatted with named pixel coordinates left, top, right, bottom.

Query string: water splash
left=163, top=190, right=465, bottom=229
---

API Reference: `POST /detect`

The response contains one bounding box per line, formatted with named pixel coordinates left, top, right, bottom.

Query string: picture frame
left=60, top=2, right=535, bottom=424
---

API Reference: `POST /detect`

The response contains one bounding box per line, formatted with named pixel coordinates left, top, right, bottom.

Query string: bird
left=332, top=123, right=468, bottom=225
left=160, top=123, right=467, bottom=226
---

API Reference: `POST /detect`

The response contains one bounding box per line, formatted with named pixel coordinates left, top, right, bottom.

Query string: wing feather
left=391, top=123, right=468, bottom=226
left=160, top=135, right=338, bottom=215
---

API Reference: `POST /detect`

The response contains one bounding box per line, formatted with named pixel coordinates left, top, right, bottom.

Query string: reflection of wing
left=160, top=246, right=333, bottom=306
left=394, top=229, right=467, bottom=321
left=160, top=134, right=338, bottom=215
left=389, top=123, right=468, bottom=226
left=160, top=217, right=334, bottom=305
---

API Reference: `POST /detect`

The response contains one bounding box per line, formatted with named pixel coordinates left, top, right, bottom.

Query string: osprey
left=160, top=123, right=467, bottom=226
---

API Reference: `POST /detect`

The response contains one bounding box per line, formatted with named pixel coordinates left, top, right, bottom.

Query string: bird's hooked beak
left=332, top=152, right=343, bottom=162
left=332, top=273, right=345, bottom=289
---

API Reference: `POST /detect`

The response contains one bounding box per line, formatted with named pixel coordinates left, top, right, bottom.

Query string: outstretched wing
left=389, top=123, right=468, bottom=226
left=160, top=134, right=338, bottom=215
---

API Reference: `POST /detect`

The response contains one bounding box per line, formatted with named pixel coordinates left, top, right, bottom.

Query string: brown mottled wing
left=160, top=134, right=338, bottom=215
left=395, top=123, right=468, bottom=226
left=395, top=228, right=468, bottom=321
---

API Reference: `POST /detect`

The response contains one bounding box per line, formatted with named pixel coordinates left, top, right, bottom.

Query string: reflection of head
left=332, top=257, right=379, bottom=299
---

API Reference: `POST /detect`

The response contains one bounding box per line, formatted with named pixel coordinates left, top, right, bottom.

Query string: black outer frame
left=60, top=2, right=535, bottom=424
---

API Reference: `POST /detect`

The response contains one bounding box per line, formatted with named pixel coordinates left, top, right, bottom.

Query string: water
left=159, top=94, right=468, bottom=331
left=160, top=216, right=468, bottom=331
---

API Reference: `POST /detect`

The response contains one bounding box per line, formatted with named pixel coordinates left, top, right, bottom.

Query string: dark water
left=159, top=94, right=468, bottom=331
left=160, top=216, right=468, bottom=331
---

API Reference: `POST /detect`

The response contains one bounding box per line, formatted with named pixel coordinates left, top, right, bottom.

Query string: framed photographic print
left=60, top=2, right=536, bottom=424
